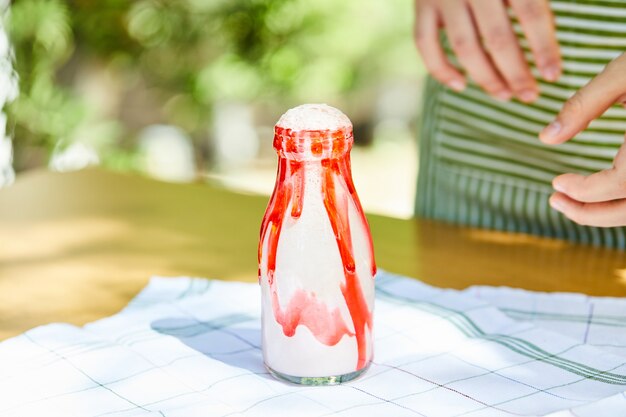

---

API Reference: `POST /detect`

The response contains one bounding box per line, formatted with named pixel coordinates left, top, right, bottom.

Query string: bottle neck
left=270, top=125, right=359, bottom=222
left=273, top=126, right=353, bottom=162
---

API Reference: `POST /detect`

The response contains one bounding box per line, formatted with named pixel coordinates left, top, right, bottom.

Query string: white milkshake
left=259, top=104, right=376, bottom=385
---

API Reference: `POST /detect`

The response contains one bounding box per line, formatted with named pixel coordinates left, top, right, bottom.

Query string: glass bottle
left=258, top=104, right=376, bottom=385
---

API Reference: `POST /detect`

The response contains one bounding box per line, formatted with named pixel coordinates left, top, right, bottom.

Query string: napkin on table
left=1, top=270, right=625, bottom=417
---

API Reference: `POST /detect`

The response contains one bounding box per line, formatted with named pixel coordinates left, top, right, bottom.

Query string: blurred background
left=1, top=0, right=425, bottom=218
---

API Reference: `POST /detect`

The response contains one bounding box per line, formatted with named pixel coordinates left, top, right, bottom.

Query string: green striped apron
left=416, top=0, right=626, bottom=248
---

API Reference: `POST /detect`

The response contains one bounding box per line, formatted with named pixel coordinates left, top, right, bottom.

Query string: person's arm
left=539, top=53, right=626, bottom=227
left=414, top=0, right=561, bottom=102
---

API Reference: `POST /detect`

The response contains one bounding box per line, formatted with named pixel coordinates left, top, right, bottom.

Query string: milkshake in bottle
left=258, top=104, right=376, bottom=385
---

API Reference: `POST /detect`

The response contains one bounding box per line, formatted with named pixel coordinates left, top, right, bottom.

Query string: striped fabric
left=416, top=0, right=626, bottom=247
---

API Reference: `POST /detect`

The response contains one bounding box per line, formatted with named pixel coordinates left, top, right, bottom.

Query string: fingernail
left=518, top=89, right=538, bottom=103
left=553, top=180, right=566, bottom=193
left=541, top=121, right=562, bottom=141
left=495, top=90, right=513, bottom=101
left=542, top=65, right=560, bottom=82
left=448, top=80, right=466, bottom=92
left=550, top=197, right=565, bottom=212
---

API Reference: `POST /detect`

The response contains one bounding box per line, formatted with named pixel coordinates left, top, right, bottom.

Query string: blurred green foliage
left=6, top=0, right=420, bottom=171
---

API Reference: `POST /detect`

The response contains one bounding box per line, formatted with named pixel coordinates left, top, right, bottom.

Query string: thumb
left=539, top=54, right=626, bottom=145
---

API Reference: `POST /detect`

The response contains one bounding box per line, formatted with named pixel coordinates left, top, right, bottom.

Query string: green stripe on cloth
left=501, top=309, right=626, bottom=327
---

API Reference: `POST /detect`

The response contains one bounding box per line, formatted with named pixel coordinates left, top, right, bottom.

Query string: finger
left=552, top=142, right=626, bottom=202
left=414, top=1, right=466, bottom=91
left=553, top=171, right=626, bottom=204
left=509, top=0, right=561, bottom=81
left=539, top=54, right=626, bottom=145
left=440, top=2, right=512, bottom=100
left=468, top=0, right=538, bottom=102
left=549, top=192, right=626, bottom=227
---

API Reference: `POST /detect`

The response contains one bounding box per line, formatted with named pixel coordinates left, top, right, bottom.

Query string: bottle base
left=266, top=363, right=370, bottom=386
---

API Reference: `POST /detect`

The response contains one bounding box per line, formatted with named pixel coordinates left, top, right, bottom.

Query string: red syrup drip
left=259, top=126, right=376, bottom=371
left=322, top=158, right=374, bottom=369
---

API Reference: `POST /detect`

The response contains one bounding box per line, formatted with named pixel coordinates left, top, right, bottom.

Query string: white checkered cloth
left=1, top=271, right=625, bottom=417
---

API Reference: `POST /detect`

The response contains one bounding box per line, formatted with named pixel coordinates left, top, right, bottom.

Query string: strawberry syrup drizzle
left=321, top=158, right=374, bottom=369
left=259, top=127, right=376, bottom=371
left=336, top=154, right=377, bottom=277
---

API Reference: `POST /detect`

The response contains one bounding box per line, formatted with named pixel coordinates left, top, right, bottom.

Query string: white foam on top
left=276, top=104, right=352, bottom=132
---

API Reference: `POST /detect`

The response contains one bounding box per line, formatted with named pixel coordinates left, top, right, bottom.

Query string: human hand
left=414, top=0, right=561, bottom=102
left=539, top=53, right=626, bottom=227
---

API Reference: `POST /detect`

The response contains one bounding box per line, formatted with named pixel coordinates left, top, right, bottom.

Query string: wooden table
left=2, top=168, right=626, bottom=340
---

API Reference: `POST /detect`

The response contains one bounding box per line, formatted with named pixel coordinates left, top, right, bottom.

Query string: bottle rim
left=273, top=125, right=353, bottom=161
